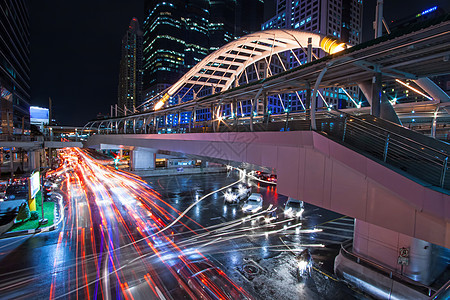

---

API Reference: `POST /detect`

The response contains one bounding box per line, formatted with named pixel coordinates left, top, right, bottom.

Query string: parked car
left=176, top=260, right=253, bottom=300
left=224, top=184, right=251, bottom=204
left=0, top=182, right=8, bottom=200
left=242, top=193, right=263, bottom=213
left=284, top=197, right=304, bottom=220
left=4, top=184, right=29, bottom=201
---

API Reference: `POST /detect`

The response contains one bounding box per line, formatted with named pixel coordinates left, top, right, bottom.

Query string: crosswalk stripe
left=317, top=225, right=354, bottom=233
left=327, top=221, right=354, bottom=226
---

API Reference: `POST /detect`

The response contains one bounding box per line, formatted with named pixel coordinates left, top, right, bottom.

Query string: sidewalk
left=131, top=166, right=227, bottom=177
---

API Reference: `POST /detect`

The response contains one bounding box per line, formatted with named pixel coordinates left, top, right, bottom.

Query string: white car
left=242, top=193, right=263, bottom=213
left=224, top=184, right=251, bottom=204
left=284, top=197, right=304, bottom=219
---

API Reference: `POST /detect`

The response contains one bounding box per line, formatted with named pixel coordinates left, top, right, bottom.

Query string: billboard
left=30, top=106, right=49, bottom=125
left=30, top=171, right=40, bottom=198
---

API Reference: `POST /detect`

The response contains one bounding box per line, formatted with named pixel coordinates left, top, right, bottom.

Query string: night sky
left=30, top=1, right=450, bottom=126
left=30, top=0, right=144, bottom=126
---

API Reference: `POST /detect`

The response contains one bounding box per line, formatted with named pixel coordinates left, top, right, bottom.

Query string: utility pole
left=374, top=0, right=384, bottom=38
left=49, top=97, right=52, bottom=125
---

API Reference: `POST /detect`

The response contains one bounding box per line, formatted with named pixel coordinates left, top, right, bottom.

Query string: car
left=284, top=197, right=304, bottom=219
left=4, top=184, right=29, bottom=201
left=267, top=174, right=277, bottom=183
left=43, top=182, right=54, bottom=201
left=254, top=171, right=269, bottom=180
left=242, top=193, right=263, bottom=213
left=254, top=172, right=277, bottom=183
left=176, top=260, right=252, bottom=300
left=224, top=184, right=251, bottom=204
left=0, top=182, right=8, bottom=200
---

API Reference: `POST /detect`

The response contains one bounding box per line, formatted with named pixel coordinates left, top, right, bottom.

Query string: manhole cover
left=238, top=261, right=263, bottom=280
left=243, top=264, right=260, bottom=275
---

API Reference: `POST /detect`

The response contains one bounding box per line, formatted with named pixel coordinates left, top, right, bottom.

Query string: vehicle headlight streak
left=50, top=148, right=325, bottom=300
left=50, top=148, right=256, bottom=300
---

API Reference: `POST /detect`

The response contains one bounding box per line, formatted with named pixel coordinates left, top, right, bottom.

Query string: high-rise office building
left=262, top=0, right=363, bottom=111
left=0, top=0, right=30, bottom=135
left=208, top=0, right=236, bottom=51
left=143, top=0, right=209, bottom=97
left=118, top=18, right=144, bottom=113
left=143, top=0, right=265, bottom=99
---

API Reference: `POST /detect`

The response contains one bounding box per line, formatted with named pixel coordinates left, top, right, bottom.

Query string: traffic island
left=0, top=191, right=62, bottom=238
left=8, top=201, right=55, bottom=232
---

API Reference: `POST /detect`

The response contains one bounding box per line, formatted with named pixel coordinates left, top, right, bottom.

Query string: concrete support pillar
left=130, top=147, right=156, bottom=171
left=351, top=220, right=449, bottom=285
left=358, top=77, right=401, bottom=124
left=28, top=150, right=40, bottom=172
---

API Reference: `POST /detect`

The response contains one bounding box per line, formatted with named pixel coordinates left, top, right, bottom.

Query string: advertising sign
left=30, top=106, right=49, bottom=125
left=30, top=171, right=40, bottom=198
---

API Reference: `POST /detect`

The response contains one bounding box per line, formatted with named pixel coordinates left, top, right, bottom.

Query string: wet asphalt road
left=144, top=170, right=368, bottom=300
left=0, top=166, right=368, bottom=300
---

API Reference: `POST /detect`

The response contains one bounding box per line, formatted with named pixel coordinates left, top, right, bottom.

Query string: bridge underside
left=85, top=131, right=450, bottom=248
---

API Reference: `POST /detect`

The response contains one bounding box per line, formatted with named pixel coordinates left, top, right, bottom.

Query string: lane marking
left=316, top=225, right=354, bottom=233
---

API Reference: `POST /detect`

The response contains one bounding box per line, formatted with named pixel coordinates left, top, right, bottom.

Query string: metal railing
left=339, top=240, right=435, bottom=297
left=315, top=112, right=450, bottom=190
left=95, top=109, right=450, bottom=191
left=430, top=279, right=450, bottom=299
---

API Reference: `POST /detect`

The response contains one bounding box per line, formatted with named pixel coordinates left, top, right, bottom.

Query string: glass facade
left=143, top=0, right=264, bottom=95
left=118, top=18, right=144, bottom=113
left=143, top=0, right=209, bottom=95
left=0, top=0, right=30, bottom=135
left=262, top=0, right=362, bottom=111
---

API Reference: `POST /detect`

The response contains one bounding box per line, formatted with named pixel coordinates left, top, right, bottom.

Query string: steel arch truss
left=142, top=29, right=347, bottom=109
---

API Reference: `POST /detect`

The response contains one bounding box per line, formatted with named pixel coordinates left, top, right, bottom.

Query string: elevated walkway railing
left=316, top=112, right=450, bottom=190
left=430, top=279, right=450, bottom=299
left=96, top=109, right=450, bottom=191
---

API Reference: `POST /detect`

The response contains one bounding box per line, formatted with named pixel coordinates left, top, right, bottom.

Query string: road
left=144, top=171, right=367, bottom=300
left=0, top=148, right=367, bottom=299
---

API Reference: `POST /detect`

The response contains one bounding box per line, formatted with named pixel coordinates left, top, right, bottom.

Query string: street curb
left=0, top=222, right=58, bottom=239
left=0, top=192, right=64, bottom=240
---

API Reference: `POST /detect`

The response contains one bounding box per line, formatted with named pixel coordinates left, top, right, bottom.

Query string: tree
left=16, top=203, right=30, bottom=222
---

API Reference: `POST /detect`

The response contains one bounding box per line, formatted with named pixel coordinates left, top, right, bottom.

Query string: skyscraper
left=143, top=0, right=210, bottom=98
left=0, top=0, right=30, bottom=135
left=208, top=0, right=236, bottom=51
left=262, top=0, right=363, bottom=111
left=143, top=0, right=265, bottom=101
left=118, top=18, right=144, bottom=114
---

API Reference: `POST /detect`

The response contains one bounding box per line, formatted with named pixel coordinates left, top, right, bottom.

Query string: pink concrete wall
left=86, top=131, right=450, bottom=248
left=353, top=219, right=447, bottom=285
